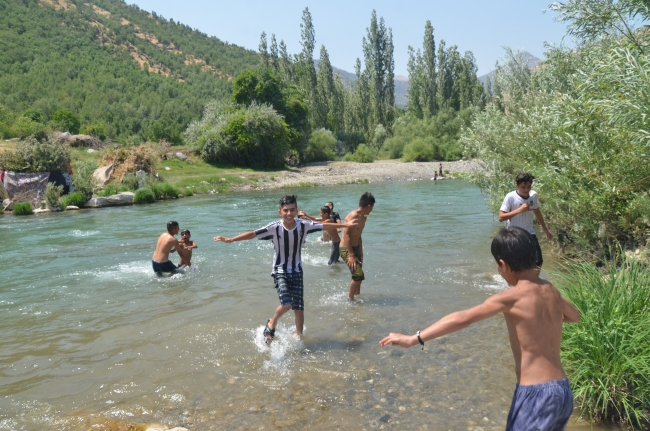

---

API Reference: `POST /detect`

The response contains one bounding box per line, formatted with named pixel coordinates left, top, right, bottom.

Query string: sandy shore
left=234, top=159, right=483, bottom=191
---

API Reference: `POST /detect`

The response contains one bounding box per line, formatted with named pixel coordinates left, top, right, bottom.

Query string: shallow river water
left=0, top=180, right=613, bottom=430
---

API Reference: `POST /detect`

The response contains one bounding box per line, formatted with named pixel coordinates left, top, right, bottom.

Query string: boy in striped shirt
left=498, top=173, right=553, bottom=269
left=214, top=195, right=356, bottom=343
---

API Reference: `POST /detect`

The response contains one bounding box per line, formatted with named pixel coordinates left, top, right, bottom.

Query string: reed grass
left=12, top=202, right=33, bottom=215
left=59, top=192, right=85, bottom=208
left=133, top=188, right=155, bottom=204
left=553, top=256, right=650, bottom=428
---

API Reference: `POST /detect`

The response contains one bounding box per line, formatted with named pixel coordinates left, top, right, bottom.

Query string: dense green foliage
left=305, top=128, right=336, bottom=162
left=0, top=134, right=71, bottom=172
left=60, top=191, right=86, bottom=208
left=71, top=161, right=98, bottom=197
left=12, top=202, right=33, bottom=215
left=133, top=187, right=155, bottom=204
left=555, top=256, right=650, bottom=428
left=344, top=144, right=375, bottom=163
left=148, top=181, right=179, bottom=200
left=44, top=182, right=64, bottom=208
left=462, top=38, right=650, bottom=252
left=383, top=108, right=473, bottom=161
left=0, top=0, right=257, bottom=143
left=185, top=101, right=289, bottom=168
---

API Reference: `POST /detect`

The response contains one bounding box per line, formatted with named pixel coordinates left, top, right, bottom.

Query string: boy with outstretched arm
left=299, top=205, right=342, bottom=265
left=341, top=192, right=375, bottom=300
left=380, top=227, right=580, bottom=431
left=499, top=172, right=552, bottom=269
left=214, top=195, right=357, bottom=344
left=177, top=229, right=197, bottom=267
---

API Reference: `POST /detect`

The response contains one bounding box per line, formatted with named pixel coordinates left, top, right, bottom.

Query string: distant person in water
left=152, top=221, right=189, bottom=275
left=499, top=173, right=552, bottom=270
left=177, top=229, right=197, bottom=268
left=433, top=171, right=438, bottom=181
left=340, top=192, right=375, bottom=300
left=381, top=227, right=581, bottom=431
left=299, top=205, right=341, bottom=265
left=214, top=195, right=357, bottom=343
left=439, top=163, right=443, bottom=177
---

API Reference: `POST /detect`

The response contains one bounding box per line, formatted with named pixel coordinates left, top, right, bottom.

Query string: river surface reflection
left=0, top=180, right=616, bottom=430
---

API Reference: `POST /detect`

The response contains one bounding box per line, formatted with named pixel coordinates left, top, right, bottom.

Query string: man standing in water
left=214, top=195, right=357, bottom=343
left=380, top=227, right=581, bottom=430
left=152, top=221, right=189, bottom=275
left=340, top=192, right=375, bottom=300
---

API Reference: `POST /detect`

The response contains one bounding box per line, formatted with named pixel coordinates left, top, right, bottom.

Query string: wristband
left=416, top=330, right=424, bottom=350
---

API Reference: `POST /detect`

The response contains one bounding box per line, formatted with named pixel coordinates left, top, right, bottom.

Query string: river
left=0, top=180, right=612, bottom=430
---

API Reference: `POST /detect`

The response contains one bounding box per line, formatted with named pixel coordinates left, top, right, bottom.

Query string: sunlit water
left=0, top=180, right=612, bottom=430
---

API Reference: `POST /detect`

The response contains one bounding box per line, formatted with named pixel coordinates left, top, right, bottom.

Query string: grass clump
left=554, top=255, right=650, bottom=428
left=44, top=182, right=64, bottom=208
left=60, top=192, right=86, bottom=208
left=183, top=188, right=193, bottom=197
left=13, top=202, right=33, bottom=215
left=149, top=182, right=179, bottom=199
left=134, top=188, right=155, bottom=204
left=96, top=184, right=118, bottom=197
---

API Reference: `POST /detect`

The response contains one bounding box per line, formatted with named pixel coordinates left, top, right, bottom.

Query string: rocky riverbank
left=233, top=159, right=483, bottom=191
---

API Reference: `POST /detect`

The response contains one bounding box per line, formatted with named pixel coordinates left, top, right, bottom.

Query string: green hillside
left=0, top=0, right=258, bottom=143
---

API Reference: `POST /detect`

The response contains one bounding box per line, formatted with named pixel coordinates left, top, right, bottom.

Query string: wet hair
left=325, top=201, right=334, bottom=209
left=167, top=221, right=179, bottom=232
left=279, top=195, right=297, bottom=208
left=516, top=173, right=535, bottom=185
left=181, top=229, right=190, bottom=236
left=320, top=205, right=333, bottom=221
left=491, top=227, right=537, bottom=272
left=359, top=192, right=375, bottom=208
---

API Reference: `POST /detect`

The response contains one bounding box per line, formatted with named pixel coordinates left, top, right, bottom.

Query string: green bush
left=121, top=173, right=140, bottom=191
left=185, top=101, right=289, bottom=168
left=0, top=135, right=71, bottom=172
left=50, top=108, right=80, bottom=134
left=96, top=184, right=118, bottom=197
left=344, top=144, right=375, bottom=163
left=305, top=128, right=337, bottom=162
left=60, top=192, right=86, bottom=208
left=11, top=116, right=45, bottom=138
left=44, top=182, right=64, bottom=208
left=402, top=137, right=435, bottom=162
left=71, top=161, right=98, bottom=198
left=183, top=188, right=194, bottom=197
left=148, top=182, right=179, bottom=200
left=80, top=122, right=107, bottom=140
left=134, top=188, right=156, bottom=204
left=13, top=202, right=33, bottom=215
left=554, top=255, right=650, bottom=428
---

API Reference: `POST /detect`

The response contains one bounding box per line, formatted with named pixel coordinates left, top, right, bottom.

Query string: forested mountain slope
left=0, top=0, right=258, bottom=143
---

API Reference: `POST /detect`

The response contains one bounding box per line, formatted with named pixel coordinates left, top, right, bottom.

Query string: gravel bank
left=234, top=159, right=484, bottom=191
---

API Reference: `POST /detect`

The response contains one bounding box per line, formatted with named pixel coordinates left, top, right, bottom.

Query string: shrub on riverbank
left=134, top=188, right=155, bottom=204
left=44, top=182, right=64, bottom=209
left=60, top=192, right=85, bottom=208
left=13, top=202, right=33, bottom=215
left=0, top=134, right=70, bottom=172
left=150, top=182, right=179, bottom=200
left=344, top=144, right=375, bottom=163
left=555, top=256, right=650, bottom=428
left=71, top=161, right=98, bottom=198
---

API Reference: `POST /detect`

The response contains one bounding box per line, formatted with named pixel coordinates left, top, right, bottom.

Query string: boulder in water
left=85, top=192, right=134, bottom=208
left=33, top=208, right=52, bottom=213
left=65, top=205, right=80, bottom=210
left=3, top=199, right=14, bottom=211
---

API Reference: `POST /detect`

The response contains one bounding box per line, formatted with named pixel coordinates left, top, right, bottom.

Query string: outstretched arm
left=380, top=294, right=510, bottom=348
left=214, top=231, right=256, bottom=244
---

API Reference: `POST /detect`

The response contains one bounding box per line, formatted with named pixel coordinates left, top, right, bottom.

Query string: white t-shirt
left=255, top=219, right=323, bottom=274
left=500, top=190, right=539, bottom=235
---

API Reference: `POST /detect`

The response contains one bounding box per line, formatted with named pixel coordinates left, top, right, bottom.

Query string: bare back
left=341, top=209, right=367, bottom=248
left=152, top=233, right=178, bottom=263
left=500, top=279, right=567, bottom=384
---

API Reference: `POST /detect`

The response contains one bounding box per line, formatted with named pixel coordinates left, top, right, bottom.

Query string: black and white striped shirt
left=255, top=219, right=323, bottom=274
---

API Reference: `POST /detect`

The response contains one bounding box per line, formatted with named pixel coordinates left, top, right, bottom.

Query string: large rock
left=85, top=192, right=134, bottom=208
left=2, top=199, right=14, bottom=211
left=175, top=152, right=188, bottom=161
left=65, top=134, right=101, bottom=147
left=93, top=164, right=114, bottom=187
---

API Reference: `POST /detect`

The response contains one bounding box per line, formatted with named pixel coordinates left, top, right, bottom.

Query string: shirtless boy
left=299, top=205, right=341, bottom=265
left=380, top=227, right=581, bottom=430
left=177, top=229, right=197, bottom=267
left=340, top=192, right=375, bottom=300
left=321, top=201, right=341, bottom=242
left=214, top=195, right=357, bottom=343
left=152, top=221, right=189, bottom=275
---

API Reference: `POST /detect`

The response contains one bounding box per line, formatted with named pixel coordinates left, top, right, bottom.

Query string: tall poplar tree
left=407, top=46, right=425, bottom=118
left=422, top=20, right=437, bottom=116
left=269, top=34, right=280, bottom=75
left=258, top=32, right=269, bottom=68
left=297, top=7, right=319, bottom=124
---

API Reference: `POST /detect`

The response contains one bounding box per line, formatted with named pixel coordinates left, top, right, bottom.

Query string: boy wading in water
left=152, top=221, right=190, bottom=275
left=214, top=195, right=356, bottom=344
left=499, top=173, right=552, bottom=270
left=341, top=192, right=375, bottom=300
left=381, top=227, right=581, bottom=431
left=299, top=205, right=341, bottom=265
left=177, top=229, right=197, bottom=268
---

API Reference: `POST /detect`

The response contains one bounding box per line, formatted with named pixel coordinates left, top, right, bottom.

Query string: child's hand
left=544, top=228, right=553, bottom=241
left=518, top=203, right=530, bottom=213
left=379, top=333, right=418, bottom=348
left=214, top=236, right=232, bottom=243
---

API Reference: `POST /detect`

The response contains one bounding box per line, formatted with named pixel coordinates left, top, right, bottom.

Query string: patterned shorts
left=273, top=271, right=304, bottom=310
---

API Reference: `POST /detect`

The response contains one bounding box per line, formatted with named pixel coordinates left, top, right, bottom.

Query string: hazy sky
left=129, top=0, right=570, bottom=77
